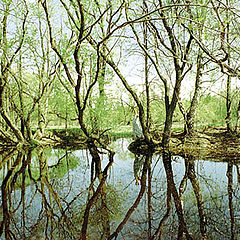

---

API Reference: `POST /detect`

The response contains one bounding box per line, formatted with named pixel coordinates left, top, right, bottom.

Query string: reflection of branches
left=162, top=151, right=193, bottom=240
left=80, top=151, right=114, bottom=240
left=48, top=152, right=69, bottom=168
left=27, top=150, right=78, bottom=238
left=151, top=181, right=171, bottom=240
left=0, top=151, right=23, bottom=239
left=187, top=159, right=207, bottom=239
left=0, top=149, right=15, bottom=169
left=1, top=146, right=114, bottom=239
left=178, top=155, right=207, bottom=238
left=62, top=190, right=84, bottom=215
left=147, top=158, right=152, bottom=239
left=185, top=159, right=240, bottom=238
left=108, top=154, right=150, bottom=240
left=227, top=162, right=235, bottom=240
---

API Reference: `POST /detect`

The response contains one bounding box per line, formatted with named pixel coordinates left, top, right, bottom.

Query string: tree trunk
left=225, top=0, right=232, bottom=133
left=226, top=74, right=232, bottom=132
left=0, top=85, right=24, bottom=142
left=162, top=69, right=183, bottom=148
left=187, top=159, right=207, bottom=239
left=0, top=1, right=28, bottom=144
left=184, top=52, right=203, bottom=136
left=158, top=0, right=193, bottom=148
left=143, top=0, right=150, bottom=133
left=103, top=55, right=151, bottom=143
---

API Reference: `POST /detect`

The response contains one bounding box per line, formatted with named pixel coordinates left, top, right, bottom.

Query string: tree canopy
left=1, top=0, right=240, bottom=147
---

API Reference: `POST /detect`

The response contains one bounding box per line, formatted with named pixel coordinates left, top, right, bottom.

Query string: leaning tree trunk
left=0, top=84, right=24, bottom=142
left=184, top=51, right=203, bottom=136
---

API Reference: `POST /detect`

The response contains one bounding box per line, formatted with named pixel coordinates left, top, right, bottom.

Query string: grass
left=43, top=125, right=133, bottom=140
left=44, top=121, right=227, bottom=139
left=108, top=125, right=133, bottom=138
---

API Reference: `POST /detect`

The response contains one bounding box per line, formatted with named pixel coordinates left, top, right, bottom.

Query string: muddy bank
left=128, top=126, right=240, bottom=163
left=167, top=126, right=240, bottom=162
left=1, top=126, right=240, bottom=163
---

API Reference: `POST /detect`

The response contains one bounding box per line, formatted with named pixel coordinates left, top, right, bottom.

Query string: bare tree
left=125, top=0, right=194, bottom=147
left=0, top=0, right=28, bottom=143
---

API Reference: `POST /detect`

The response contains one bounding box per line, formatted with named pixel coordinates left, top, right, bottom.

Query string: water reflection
left=133, top=154, right=146, bottom=185
left=0, top=139, right=239, bottom=239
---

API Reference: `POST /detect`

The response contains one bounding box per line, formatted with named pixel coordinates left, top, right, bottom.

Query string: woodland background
left=1, top=0, right=240, bottom=147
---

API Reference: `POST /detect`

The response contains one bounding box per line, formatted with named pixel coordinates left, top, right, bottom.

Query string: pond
left=0, top=138, right=239, bottom=240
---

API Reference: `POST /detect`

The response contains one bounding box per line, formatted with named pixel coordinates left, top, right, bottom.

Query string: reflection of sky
left=0, top=138, right=239, bottom=239
left=0, top=138, right=238, bottom=194
left=106, top=138, right=237, bottom=185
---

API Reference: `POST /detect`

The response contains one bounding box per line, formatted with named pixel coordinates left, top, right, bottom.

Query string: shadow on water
left=0, top=138, right=240, bottom=239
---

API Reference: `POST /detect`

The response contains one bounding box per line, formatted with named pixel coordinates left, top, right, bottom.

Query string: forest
left=0, top=0, right=240, bottom=239
left=1, top=0, right=240, bottom=148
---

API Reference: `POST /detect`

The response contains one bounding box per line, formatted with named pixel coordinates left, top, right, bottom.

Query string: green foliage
left=2, top=0, right=240, bottom=144
left=196, top=94, right=226, bottom=126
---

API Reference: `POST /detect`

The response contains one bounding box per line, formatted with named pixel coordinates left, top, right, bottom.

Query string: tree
left=179, top=49, right=204, bottom=136
left=125, top=0, right=194, bottom=147
left=40, top=2, right=116, bottom=238
left=0, top=1, right=60, bottom=145
left=0, top=0, right=28, bottom=143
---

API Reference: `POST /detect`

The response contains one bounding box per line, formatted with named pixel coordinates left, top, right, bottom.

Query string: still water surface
left=0, top=138, right=239, bottom=239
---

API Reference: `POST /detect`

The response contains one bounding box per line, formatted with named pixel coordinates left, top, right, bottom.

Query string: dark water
left=0, top=138, right=239, bottom=239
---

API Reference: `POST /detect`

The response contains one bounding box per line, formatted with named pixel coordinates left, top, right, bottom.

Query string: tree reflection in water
left=0, top=139, right=240, bottom=239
